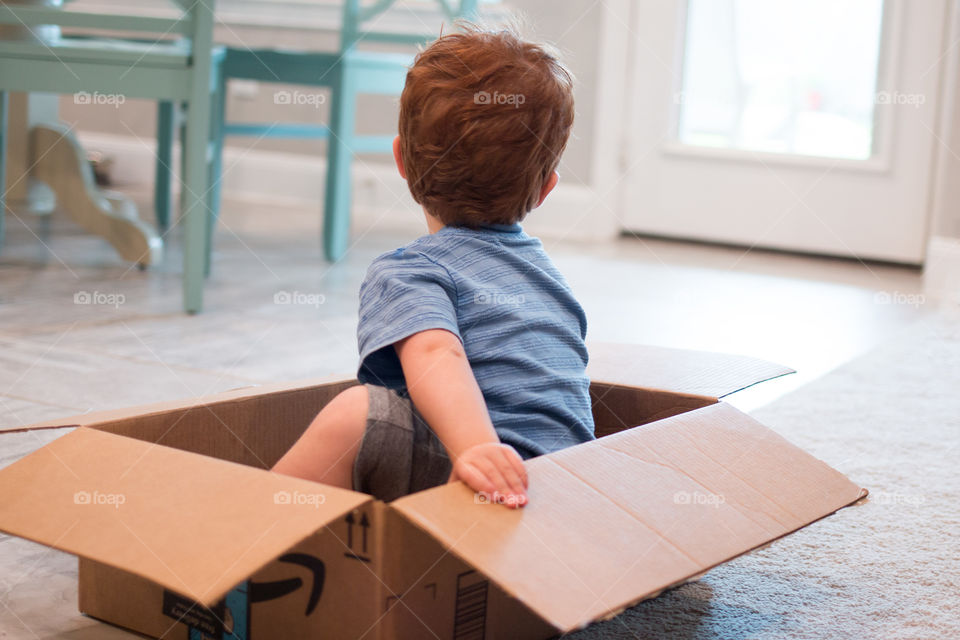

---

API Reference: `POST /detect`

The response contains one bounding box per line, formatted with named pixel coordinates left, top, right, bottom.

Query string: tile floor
left=0, top=191, right=930, bottom=430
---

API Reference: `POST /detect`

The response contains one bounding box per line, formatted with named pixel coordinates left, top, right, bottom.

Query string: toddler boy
left=273, top=25, right=595, bottom=508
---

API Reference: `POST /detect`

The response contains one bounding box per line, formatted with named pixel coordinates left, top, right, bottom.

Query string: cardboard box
left=0, top=344, right=866, bottom=639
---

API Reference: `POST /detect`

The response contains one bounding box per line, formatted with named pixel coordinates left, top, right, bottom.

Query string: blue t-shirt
left=357, top=222, right=595, bottom=459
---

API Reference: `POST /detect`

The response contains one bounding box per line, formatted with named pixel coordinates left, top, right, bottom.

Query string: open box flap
left=392, top=403, right=865, bottom=633
left=586, top=342, right=794, bottom=399
left=0, top=428, right=370, bottom=606
left=15, top=373, right=357, bottom=431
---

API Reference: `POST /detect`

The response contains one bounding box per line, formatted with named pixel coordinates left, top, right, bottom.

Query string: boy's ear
left=393, top=135, right=407, bottom=179
left=535, top=171, right=560, bottom=208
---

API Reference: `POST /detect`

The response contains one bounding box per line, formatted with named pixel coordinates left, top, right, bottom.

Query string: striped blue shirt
left=357, top=223, right=595, bottom=459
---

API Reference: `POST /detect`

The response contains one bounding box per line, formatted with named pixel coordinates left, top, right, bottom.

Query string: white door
left=620, top=0, right=949, bottom=264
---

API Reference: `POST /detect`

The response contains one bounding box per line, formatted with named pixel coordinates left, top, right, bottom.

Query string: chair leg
left=211, top=63, right=226, bottom=224
left=178, top=100, right=188, bottom=229
left=0, top=90, right=8, bottom=248
left=183, top=97, right=212, bottom=314
left=204, top=64, right=226, bottom=277
left=154, top=100, right=175, bottom=233
left=323, top=63, right=358, bottom=262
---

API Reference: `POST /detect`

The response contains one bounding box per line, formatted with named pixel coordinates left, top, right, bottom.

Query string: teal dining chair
left=0, top=0, right=222, bottom=314
left=154, top=0, right=479, bottom=268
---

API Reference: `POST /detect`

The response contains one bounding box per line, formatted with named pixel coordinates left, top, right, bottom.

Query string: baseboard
left=77, top=132, right=620, bottom=242
left=924, top=236, right=960, bottom=303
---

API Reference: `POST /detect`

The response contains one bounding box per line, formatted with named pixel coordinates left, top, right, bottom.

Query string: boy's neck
left=424, top=210, right=445, bottom=234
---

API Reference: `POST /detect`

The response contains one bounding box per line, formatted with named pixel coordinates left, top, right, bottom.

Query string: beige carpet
left=0, top=311, right=957, bottom=639
left=572, top=310, right=960, bottom=639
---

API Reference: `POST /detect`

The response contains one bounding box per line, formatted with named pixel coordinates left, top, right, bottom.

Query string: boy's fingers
left=472, top=456, right=513, bottom=498
left=475, top=456, right=526, bottom=509
left=500, top=447, right=529, bottom=491
left=503, top=474, right=527, bottom=504
left=496, top=450, right=527, bottom=498
left=455, top=461, right=495, bottom=496
left=451, top=447, right=527, bottom=508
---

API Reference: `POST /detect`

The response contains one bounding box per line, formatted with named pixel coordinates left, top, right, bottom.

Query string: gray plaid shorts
left=351, top=384, right=453, bottom=502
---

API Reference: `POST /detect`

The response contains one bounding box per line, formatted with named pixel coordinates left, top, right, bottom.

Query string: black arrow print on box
left=360, top=512, right=370, bottom=553
left=248, top=553, right=325, bottom=616
left=344, top=511, right=372, bottom=562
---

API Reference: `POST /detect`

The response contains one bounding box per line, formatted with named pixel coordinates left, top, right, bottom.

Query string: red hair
left=398, top=24, right=575, bottom=226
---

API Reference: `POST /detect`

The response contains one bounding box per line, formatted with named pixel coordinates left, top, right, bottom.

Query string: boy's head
left=396, top=24, right=575, bottom=227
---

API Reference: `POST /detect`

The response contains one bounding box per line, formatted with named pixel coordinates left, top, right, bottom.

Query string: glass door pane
left=676, top=0, right=885, bottom=160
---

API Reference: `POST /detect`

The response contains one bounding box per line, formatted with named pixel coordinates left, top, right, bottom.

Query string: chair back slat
left=355, top=30, right=434, bottom=46
left=0, top=0, right=214, bottom=48
left=0, top=5, right=190, bottom=34
left=357, top=0, right=395, bottom=23
left=343, top=0, right=480, bottom=49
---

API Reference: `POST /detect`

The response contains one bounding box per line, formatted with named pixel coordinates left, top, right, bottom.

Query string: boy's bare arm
left=394, top=329, right=528, bottom=506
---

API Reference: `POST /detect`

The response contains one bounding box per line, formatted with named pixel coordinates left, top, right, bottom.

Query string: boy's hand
left=449, top=442, right=528, bottom=508
left=394, top=329, right=529, bottom=508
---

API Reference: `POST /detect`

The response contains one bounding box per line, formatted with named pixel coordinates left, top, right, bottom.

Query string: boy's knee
left=273, top=385, right=370, bottom=482
left=333, top=384, right=369, bottom=419
left=312, top=384, right=368, bottom=438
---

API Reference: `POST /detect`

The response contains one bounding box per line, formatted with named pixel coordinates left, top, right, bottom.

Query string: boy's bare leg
left=271, top=385, right=368, bottom=489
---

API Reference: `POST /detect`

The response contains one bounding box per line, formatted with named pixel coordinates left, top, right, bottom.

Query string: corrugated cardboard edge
left=585, top=342, right=795, bottom=399
left=10, top=373, right=358, bottom=432
left=10, top=345, right=793, bottom=433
